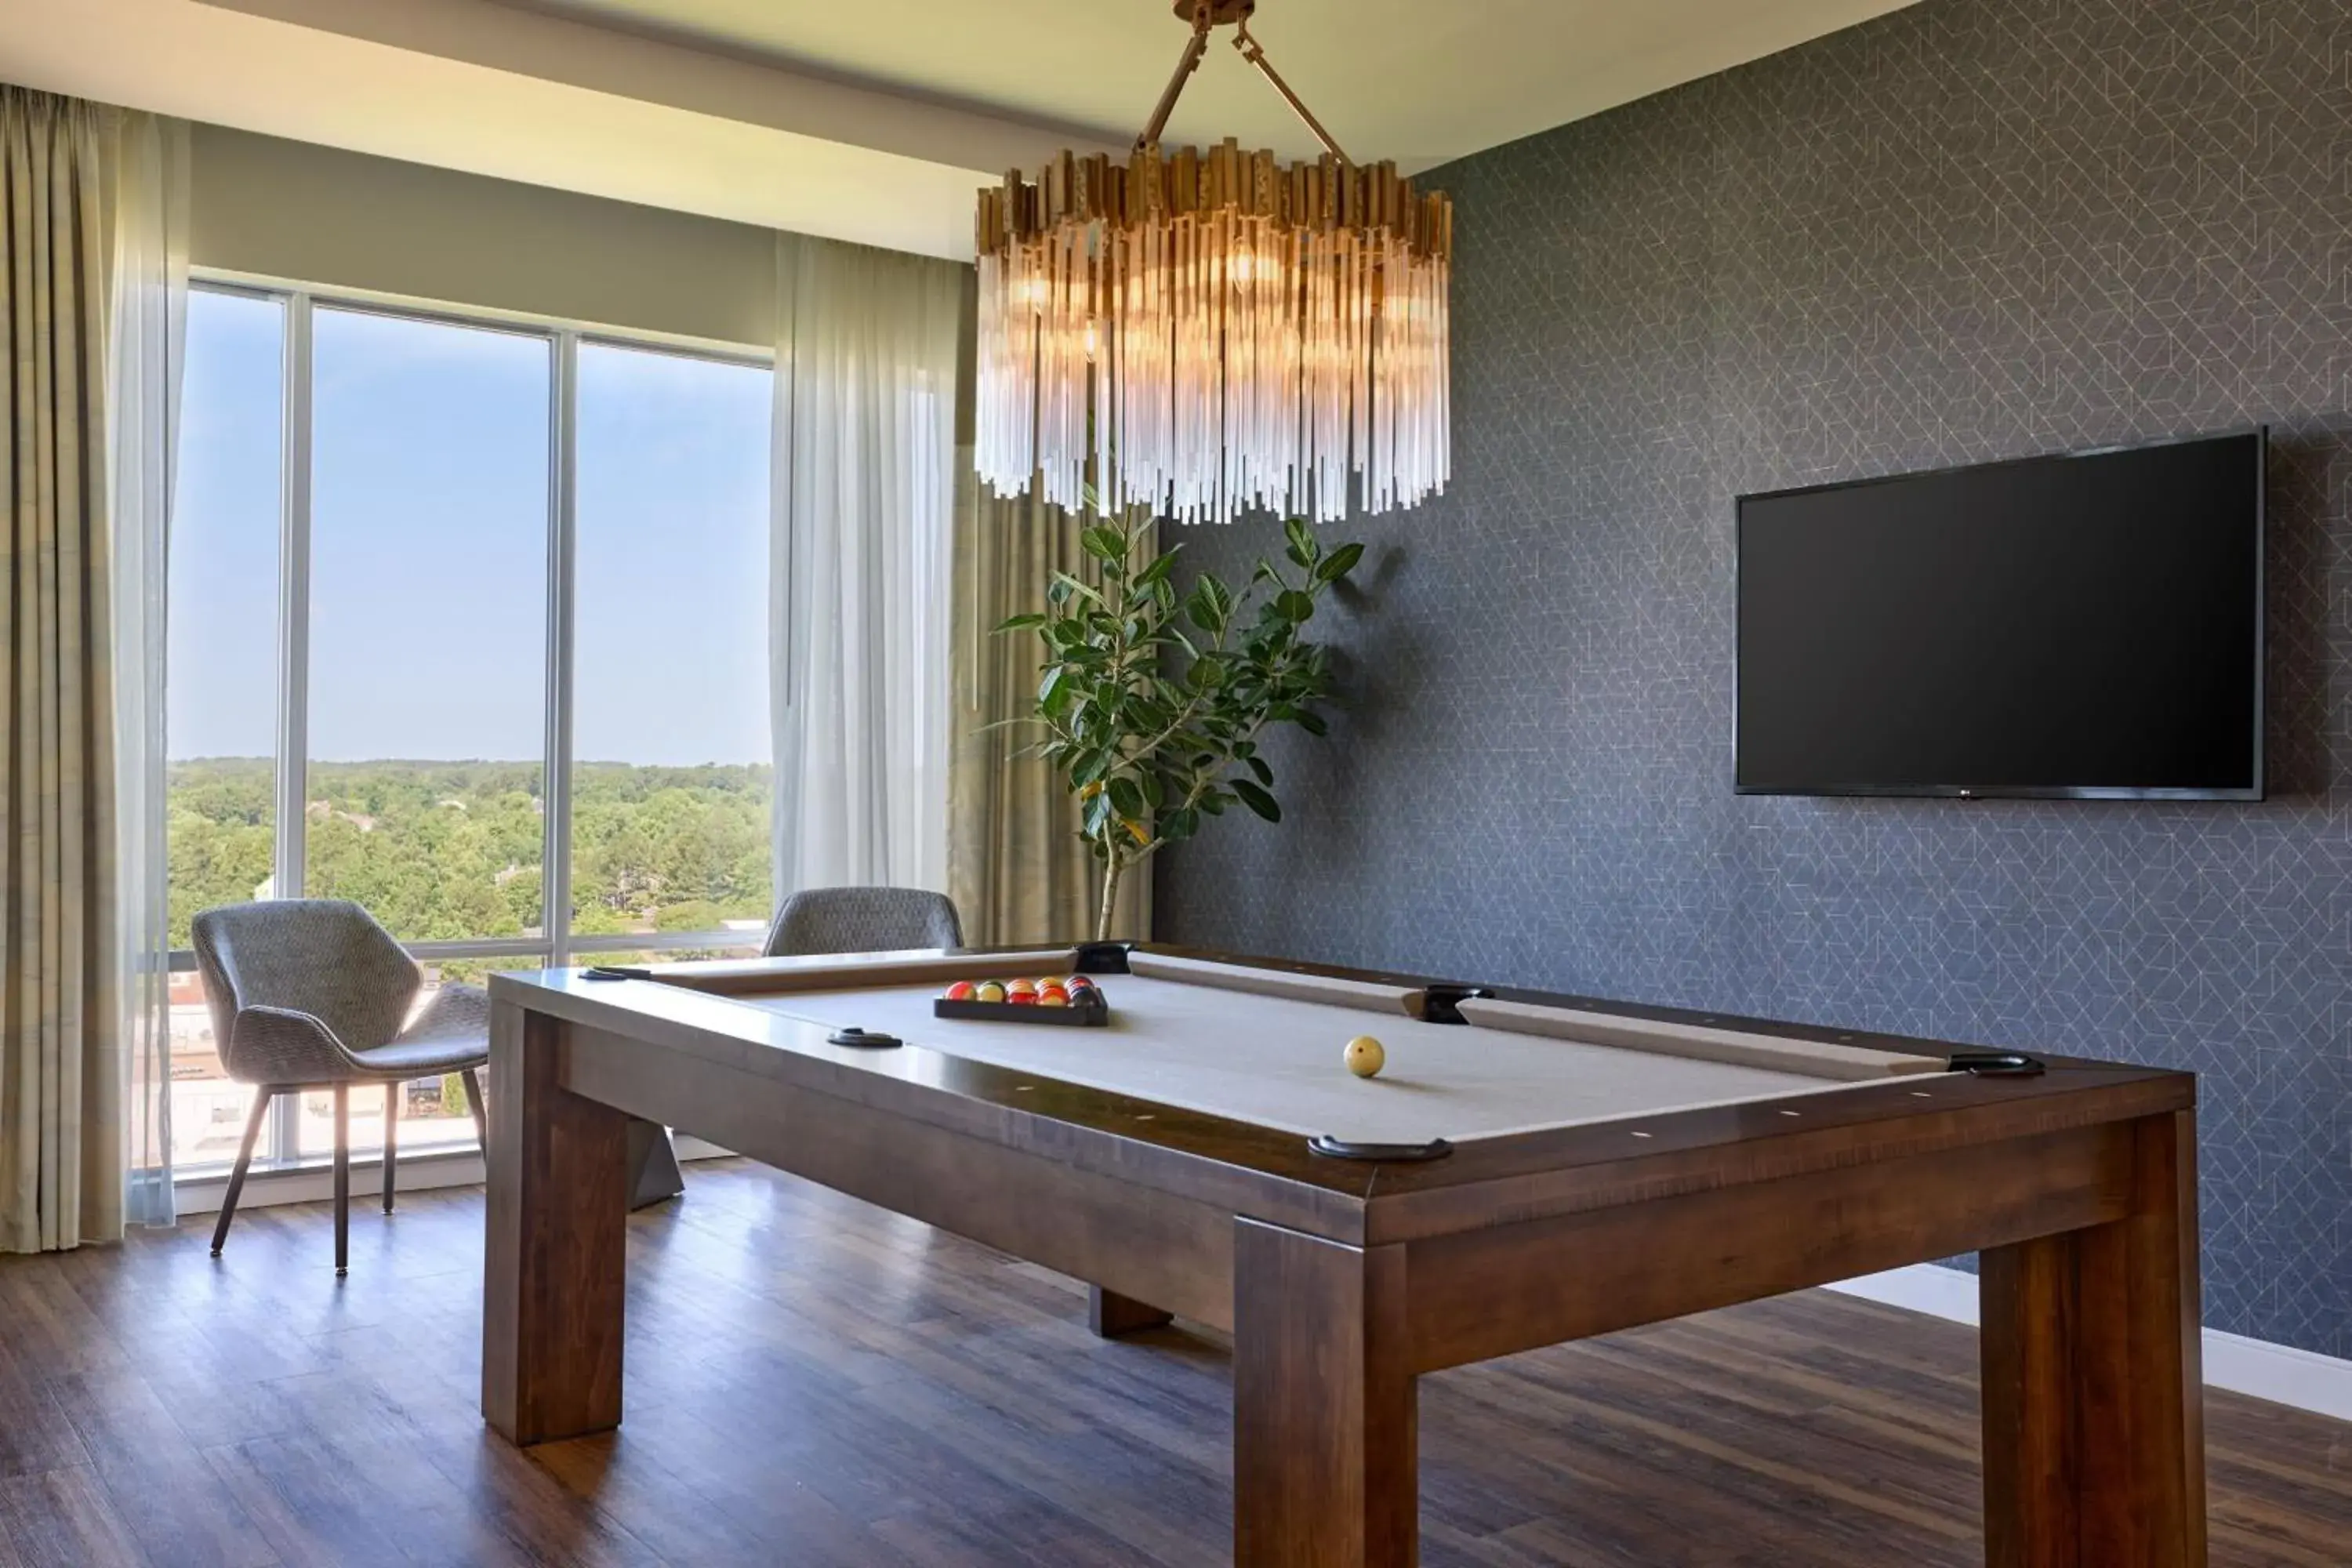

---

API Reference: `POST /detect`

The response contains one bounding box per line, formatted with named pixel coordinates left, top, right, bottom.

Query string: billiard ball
left=944, top=980, right=976, bottom=1001
left=1039, top=984, right=1069, bottom=1007
left=1006, top=977, right=1037, bottom=996
left=975, top=980, right=1007, bottom=1004
left=1344, top=1036, right=1386, bottom=1078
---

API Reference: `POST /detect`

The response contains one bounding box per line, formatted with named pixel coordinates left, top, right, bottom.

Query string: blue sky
left=169, top=291, right=772, bottom=768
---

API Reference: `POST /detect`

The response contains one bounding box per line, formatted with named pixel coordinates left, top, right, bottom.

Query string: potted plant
left=1000, top=515, right=1363, bottom=941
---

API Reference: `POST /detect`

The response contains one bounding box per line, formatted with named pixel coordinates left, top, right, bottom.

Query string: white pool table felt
left=729, top=973, right=1889, bottom=1145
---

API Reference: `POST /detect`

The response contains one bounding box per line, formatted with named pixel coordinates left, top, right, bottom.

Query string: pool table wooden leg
left=1979, top=1110, right=2205, bottom=1568
left=1088, top=1285, right=1174, bottom=1338
left=481, top=1002, right=633, bottom=1446
left=1233, top=1218, right=1417, bottom=1567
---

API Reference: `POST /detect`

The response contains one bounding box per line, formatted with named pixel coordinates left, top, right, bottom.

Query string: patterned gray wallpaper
left=1156, top=0, right=2352, bottom=1359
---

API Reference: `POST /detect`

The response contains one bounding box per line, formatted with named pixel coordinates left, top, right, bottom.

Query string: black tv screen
left=1736, top=430, right=2264, bottom=799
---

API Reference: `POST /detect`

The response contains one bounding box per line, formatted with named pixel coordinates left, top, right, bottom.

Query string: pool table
left=481, top=942, right=2205, bottom=1567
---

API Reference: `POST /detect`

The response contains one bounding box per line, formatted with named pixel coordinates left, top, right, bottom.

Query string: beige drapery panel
left=946, top=477, right=1152, bottom=946
left=769, top=231, right=962, bottom=899
left=1, top=88, right=123, bottom=1250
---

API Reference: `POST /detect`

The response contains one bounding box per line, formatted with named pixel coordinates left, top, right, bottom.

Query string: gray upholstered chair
left=617, top=887, right=967, bottom=1209
left=191, top=898, right=490, bottom=1274
left=761, top=886, right=964, bottom=957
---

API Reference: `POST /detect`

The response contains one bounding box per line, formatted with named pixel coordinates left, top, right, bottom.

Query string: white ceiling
left=1, top=0, right=1918, bottom=259
left=518, top=0, right=1918, bottom=169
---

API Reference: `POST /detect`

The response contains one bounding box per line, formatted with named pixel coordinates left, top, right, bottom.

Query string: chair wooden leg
left=383, top=1082, right=400, bottom=1214
left=463, top=1066, right=488, bottom=1153
left=333, top=1085, right=350, bottom=1276
left=209, top=1087, right=273, bottom=1258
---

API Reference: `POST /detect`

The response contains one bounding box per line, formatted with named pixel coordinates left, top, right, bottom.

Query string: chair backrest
left=191, top=900, right=421, bottom=1080
left=762, top=887, right=964, bottom=957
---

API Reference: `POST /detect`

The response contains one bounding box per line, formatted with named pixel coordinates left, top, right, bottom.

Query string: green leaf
left=1036, top=666, right=1067, bottom=708
left=1135, top=548, right=1180, bottom=586
left=1276, top=589, right=1315, bottom=623
left=1051, top=570, right=1104, bottom=607
left=1231, top=778, right=1281, bottom=822
left=1283, top=517, right=1316, bottom=569
left=995, top=612, right=1048, bottom=633
left=1246, top=755, right=1272, bottom=786
left=1185, top=582, right=1225, bottom=633
left=1314, top=541, right=1365, bottom=583
left=1080, top=525, right=1127, bottom=563
left=1107, top=776, right=1146, bottom=819
left=1294, top=708, right=1328, bottom=737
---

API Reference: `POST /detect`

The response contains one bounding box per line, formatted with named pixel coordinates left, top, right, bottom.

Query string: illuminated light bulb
left=973, top=138, right=1451, bottom=526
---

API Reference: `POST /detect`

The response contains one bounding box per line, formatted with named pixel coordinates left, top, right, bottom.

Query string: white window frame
left=171, top=271, right=777, bottom=1177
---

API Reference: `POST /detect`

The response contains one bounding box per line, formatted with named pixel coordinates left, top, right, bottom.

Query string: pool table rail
left=488, top=943, right=2193, bottom=1248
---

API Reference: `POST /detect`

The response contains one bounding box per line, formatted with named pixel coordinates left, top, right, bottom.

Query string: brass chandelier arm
left=1136, top=0, right=1218, bottom=152
left=1131, top=2, right=1351, bottom=164
left=1232, top=18, right=1349, bottom=164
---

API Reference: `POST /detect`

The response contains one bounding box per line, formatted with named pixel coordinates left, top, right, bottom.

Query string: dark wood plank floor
left=0, top=1160, right=2343, bottom=1566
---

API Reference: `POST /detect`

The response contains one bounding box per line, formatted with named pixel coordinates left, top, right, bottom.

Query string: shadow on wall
left=2263, top=427, right=2344, bottom=801
left=1221, top=537, right=1428, bottom=950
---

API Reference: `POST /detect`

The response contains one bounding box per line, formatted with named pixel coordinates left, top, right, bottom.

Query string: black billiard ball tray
left=933, top=992, right=1110, bottom=1027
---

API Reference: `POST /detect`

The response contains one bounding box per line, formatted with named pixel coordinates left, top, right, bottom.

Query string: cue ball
left=1345, top=1036, right=1386, bottom=1078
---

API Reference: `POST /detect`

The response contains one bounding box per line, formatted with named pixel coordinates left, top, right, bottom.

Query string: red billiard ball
left=1038, top=984, right=1069, bottom=1007
left=944, top=980, right=976, bottom=1001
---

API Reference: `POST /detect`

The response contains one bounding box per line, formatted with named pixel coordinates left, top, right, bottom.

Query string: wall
left=1156, top=0, right=2352, bottom=1360
left=190, top=123, right=777, bottom=344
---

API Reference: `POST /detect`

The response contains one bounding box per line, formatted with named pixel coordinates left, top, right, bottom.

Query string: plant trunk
left=1096, top=852, right=1124, bottom=942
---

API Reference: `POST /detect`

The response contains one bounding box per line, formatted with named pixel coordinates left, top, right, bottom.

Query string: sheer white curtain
left=769, top=233, right=964, bottom=897
left=103, top=108, right=187, bottom=1226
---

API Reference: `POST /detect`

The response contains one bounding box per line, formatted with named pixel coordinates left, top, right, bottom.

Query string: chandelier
left=973, top=0, right=1452, bottom=525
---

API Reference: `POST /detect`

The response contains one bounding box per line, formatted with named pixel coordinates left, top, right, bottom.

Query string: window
left=571, top=343, right=774, bottom=946
left=168, top=289, right=284, bottom=1172
left=166, top=284, right=774, bottom=1176
left=305, top=308, right=551, bottom=945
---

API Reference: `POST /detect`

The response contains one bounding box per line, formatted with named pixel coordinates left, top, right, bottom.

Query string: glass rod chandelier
left=974, top=0, right=1452, bottom=525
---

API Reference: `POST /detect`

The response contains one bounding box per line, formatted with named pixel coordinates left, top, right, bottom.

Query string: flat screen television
left=1735, top=430, right=2265, bottom=800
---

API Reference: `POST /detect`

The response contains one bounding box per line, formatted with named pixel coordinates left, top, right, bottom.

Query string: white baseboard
left=1827, top=1261, right=1986, bottom=1325
left=175, top=1149, right=488, bottom=1215
left=1827, top=1263, right=2352, bottom=1425
left=174, top=1135, right=735, bottom=1217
